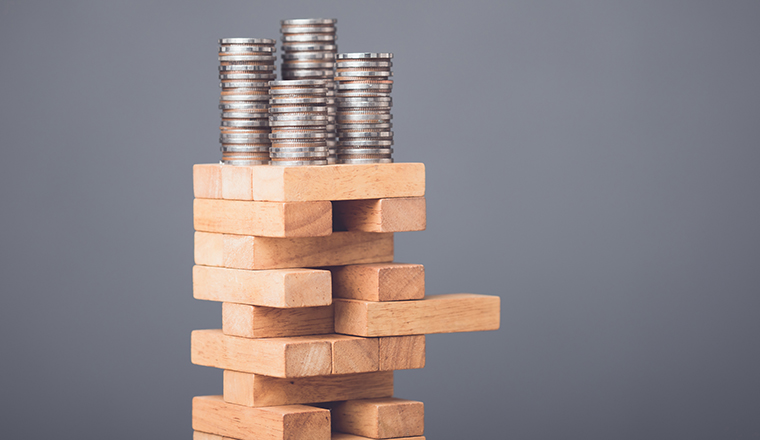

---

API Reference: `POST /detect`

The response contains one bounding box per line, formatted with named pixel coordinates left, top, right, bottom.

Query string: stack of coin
left=335, top=53, right=394, bottom=164
left=268, top=80, right=329, bottom=166
left=280, top=19, right=338, bottom=163
left=218, top=38, right=277, bottom=165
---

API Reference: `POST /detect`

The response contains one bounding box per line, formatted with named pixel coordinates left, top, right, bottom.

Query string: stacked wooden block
left=191, top=163, right=500, bottom=440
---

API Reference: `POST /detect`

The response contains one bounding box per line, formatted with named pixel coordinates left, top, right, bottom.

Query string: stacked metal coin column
left=218, top=38, right=277, bottom=165
left=280, top=18, right=338, bottom=163
left=335, top=53, right=394, bottom=164
left=268, top=80, right=329, bottom=166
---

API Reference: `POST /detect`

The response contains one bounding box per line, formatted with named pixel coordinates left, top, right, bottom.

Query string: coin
left=219, top=38, right=276, bottom=45
left=337, top=148, right=393, bottom=155
left=282, top=43, right=337, bottom=52
left=219, top=64, right=277, bottom=71
left=338, top=139, right=394, bottom=147
left=269, top=131, right=327, bottom=140
left=335, top=60, right=393, bottom=68
left=219, top=46, right=276, bottom=53
left=337, top=131, right=393, bottom=138
left=336, top=53, right=392, bottom=60
left=282, top=52, right=335, bottom=61
left=282, top=34, right=337, bottom=43
left=337, top=158, right=393, bottom=164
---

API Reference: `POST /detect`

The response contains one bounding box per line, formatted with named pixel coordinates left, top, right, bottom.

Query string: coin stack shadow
left=268, top=80, right=330, bottom=166
left=280, top=18, right=338, bottom=163
left=335, top=53, right=394, bottom=164
left=218, top=38, right=277, bottom=165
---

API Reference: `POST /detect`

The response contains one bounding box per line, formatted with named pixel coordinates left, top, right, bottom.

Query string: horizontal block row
left=193, top=163, right=425, bottom=202
left=194, top=197, right=426, bottom=237
left=195, top=433, right=424, bottom=440
left=191, top=329, right=425, bottom=377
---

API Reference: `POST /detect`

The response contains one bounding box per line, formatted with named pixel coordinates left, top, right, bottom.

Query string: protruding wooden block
left=329, top=398, right=424, bottom=439
left=194, top=199, right=332, bottom=237
left=252, top=163, right=425, bottom=201
left=194, top=164, right=223, bottom=199
left=224, top=371, right=393, bottom=407
left=221, top=165, right=254, bottom=200
left=331, top=433, right=425, bottom=440
left=195, top=231, right=393, bottom=270
left=378, top=335, right=425, bottom=371
left=322, top=335, right=379, bottom=374
left=193, top=265, right=331, bottom=308
left=334, top=294, right=501, bottom=337
left=193, top=395, right=330, bottom=440
left=333, top=197, right=426, bottom=233
left=223, top=303, right=334, bottom=338
left=191, top=329, right=332, bottom=377
left=329, top=263, right=424, bottom=302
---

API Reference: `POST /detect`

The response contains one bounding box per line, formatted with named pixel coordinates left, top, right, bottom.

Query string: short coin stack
left=280, top=18, right=338, bottom=163
left=218, top=38, right=277, bottom=165
left=335, top=53, right=394, bottom=164
left=268, top=80, right=329, bottom=166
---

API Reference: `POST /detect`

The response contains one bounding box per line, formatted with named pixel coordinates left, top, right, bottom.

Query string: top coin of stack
left=335, top=53, right=394, bottom=164
left=218, top=38, right=277, bottom=165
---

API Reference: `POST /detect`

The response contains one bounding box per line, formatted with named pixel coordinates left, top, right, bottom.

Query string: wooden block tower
left=191, top=162, right=501, bottom=440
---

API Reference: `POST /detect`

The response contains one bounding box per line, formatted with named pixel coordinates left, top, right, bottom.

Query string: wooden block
left=378, top=336, right=425, bottom=371
left=194, top=199, right=332, bottom=237
left=193, top=395, right=330, bottom=440
left=193, top=265, right=331, bottom=308
left=333, top=197, right=426, bottom=233
left=329, top=263, right=425, bottom=301
left=334, top=294, right=501, bottom=337
left=223, top=303, right=334, bottom=338
left=331, top=433, right=425, bottom=440
left=329, top=398, right=424, bottom=439
left=221, top=165, right=254, bottom=200
left=224, top=371, right=393, bottom=407
left=194, top=164, right=222, bottom=199
left=252, top=163, right=425, bottom=201
left=191, top=329, right=332, bottom=377
left=194, top=432, right=224, bottom=440
left=195, top=231, right=393, bottom=270
left=322, top=334, right=379, bottom=374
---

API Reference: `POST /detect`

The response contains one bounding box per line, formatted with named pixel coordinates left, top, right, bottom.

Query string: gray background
left=1, top=1, right=759, bottom=439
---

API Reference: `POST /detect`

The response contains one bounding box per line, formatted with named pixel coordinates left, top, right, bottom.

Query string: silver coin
left=281, top=18, right=336, bottom=25
left=281, top=26, right=336, bottom=34
left=269, top=114, right=328, bottom=122
left=221, top=145, right=271, bottom=153
left=338, top=139, right=394, bottom=147
left=325, top=124, right=337, bottom=131
left=219, top=46, right=276, bottom=53
left=270, top=147, right=328, bottom=153
left=269, top=97, right=327, bottom=105
left=269, top=120, right=328, bottom=127
left=336, top=113, right=393, bottom=121
left=218, top=54, right=277, bottom=62
left=337, top=91, right=391, bottom=98
left=337, top=147, right=393, bottom=154
left=221, top=132, right=271, bottom=140
left=337, top=158, right=393, bottom=164
left=219, top=102, right=269, bottom=110
left=282, top=52, right=335, bottom=61
left=220, top=81, right=270, bottom=88
left=269, top=88, right=328, bottom=96
left=336, top=53, right=392, bottom=60
left=219, top=38, right=276, bottom=45
left=219, top=73, right=277, bottom=80
left=337, top=82, right=392, bottom=91
left=269, top=132, right=326, bottom=140
left=221, top=120, right=270, bottom=127
left=282, top=61, right=335, bottom=69
left=270, top=160, right=328, bottom=166
left=282, top=34, right=337, bottom=43
left=338, top=131, right=393, bottom=138
left=325, top=140, right=337, bottom=147
left=220, top=94, right=270, bottom=102
left=337, top=96, right=392, bottom=103
left=221, top=159, right=270, bottom=166
left=326, top=157, right=337, bottom=164
left=219, top=64, right=276, bottom=71
left=221, top=139, right=271, bottom=146
left=337, top=103, right=392, bottom=110
left=270, top=151, right=329, bottom=159
left=222, top=112, right=269, bottom=119
left=334, top=70, right=393, bottom=77
left=268, top=106, right=327, bottom=113
left=282, top=43, right=337, bottom=52
left=270, top=79, right=329, bottom=87
left=338, top=122, right=393, bottom=130
left=282, top=69, right=336, bottom=78
left=335, top=60, right=392, bottom=68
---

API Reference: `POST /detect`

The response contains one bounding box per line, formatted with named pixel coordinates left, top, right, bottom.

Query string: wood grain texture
left=195, top=231, right=393, bottom=270
left=334, top=294, right=501, bottom=337
left=193, top=265, right=331, bottom=308
left=221, top=165, right=254, bottom=200
left=193, top=395, right=330, bottom=440
left=193, top=431, right=225, bottom=440
left=194, top=164, right=223, bottom=199
left=224, top=371, right=393, bottom=407
left=194, top=199, right=332, bottom=237
left=322, top=334, right=379, bottom=374
left=331, top=433, right=425, bottom=440
left=329, top=398, right=424, bottom=439
left=223, top=303, right=334, bottom=338
left=329, top=263, right=424, bottom=301
left=191, top=329, right=332, bottom=377
left=333, top=197, right=426, bottom=233
left=378, top=336, right=425, bottom=371
left=252, top=163, right=425, bottom=201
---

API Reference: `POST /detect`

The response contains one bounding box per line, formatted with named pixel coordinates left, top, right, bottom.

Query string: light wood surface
left=223, top=371, right=393, bottom=407
left=191, top=329, right=332, bottom=377
left=195, top=231, right=393, bottom=270
left=378, top=335, right=425, bottom=371
left=193, top=164, right=222, bottom=199
left=331, top=433, right=425, bottom=440
left=251, top=163, right=425, bottom=201
left=329, top=398, right=424, bottom=439
left=333, top=197, right=426, bottom=233
left=322, top=334, right=379, bottom=374
left=193, top=265, right=331, bottom=308
left=193, top=432, right=224, bottom=440
left=193, top=395, right=330, bottom=440
left=194, top=198, right=332, bottom=237
left=329, top=263, right=424, bottom=301
left=223, top=303, right=334, bottom=338
left=221, top=165, right=254, bottom=200
left=334, top=294, right=501, bottom=337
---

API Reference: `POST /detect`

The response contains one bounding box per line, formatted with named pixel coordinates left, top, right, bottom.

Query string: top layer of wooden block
left=194, top=163, right=425, bottom=202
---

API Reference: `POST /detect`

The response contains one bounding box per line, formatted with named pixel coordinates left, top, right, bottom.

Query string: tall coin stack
left=335, top=53, right=394, bottom=164
left=280, top=18, right=338, bottom=163
left=218, top=38, right=277, bottom=165
left=268, top=80, right=329, bottom=166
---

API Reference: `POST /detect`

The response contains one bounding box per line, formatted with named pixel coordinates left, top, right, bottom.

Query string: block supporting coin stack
left=191, top=162, right=501, bottom=440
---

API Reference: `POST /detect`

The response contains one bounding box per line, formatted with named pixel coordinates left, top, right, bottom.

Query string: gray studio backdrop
left=1, top=1, right=759, bottom=439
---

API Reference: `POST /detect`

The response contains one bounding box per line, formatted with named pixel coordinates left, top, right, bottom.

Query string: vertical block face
left=322, top=335, right=379, bottom=374
left=193, top=164, right=223, bottom=199
left=224, top=370, right=393, bottom=407
left=252, top=163, right=426, bottom=201
left=193, top=395, right=331, bottom=440
left=330, top=263, right=425, bottom=301
left=331, top=434, right=424, bottom=440
left=221, top=165, right=254, bottom=200
left=378, top=335, right=425, bottom=371
left=330, top=398, right=424, bottom=439
left=334, top=294, right=501, bottom=337
left=223, top=303, right=334, bottom=338
left=333, top=197, right=426, bottom=233
left=194, top=199, right=332, bottom=237
left=193, top=265, right=332, bottom=308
